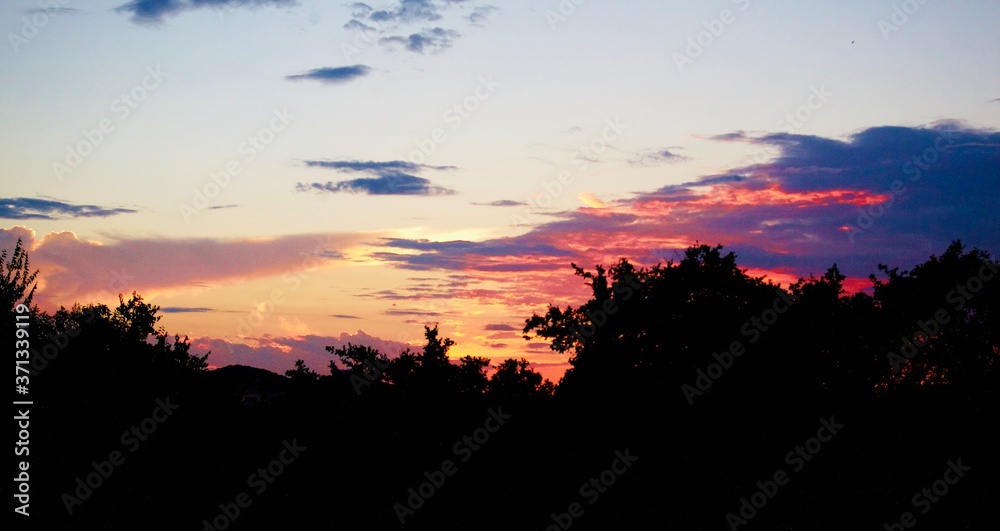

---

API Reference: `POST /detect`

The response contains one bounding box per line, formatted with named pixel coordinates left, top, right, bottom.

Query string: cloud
left=24, top=7, right=80, bottom=15
left=361, top=122, right=999, bottom=291
left=384, top=308, right=444, bottom=317
left=483, top=323, right=516, bottom=331
left=344, top=0, right=489, bottom=54
left=0, top=197, right=138, bottom=220
left=192, top=331, right=412, bottom=373
left=467, top=5, right=496, bottom=25
left=331, top=314, right=362, bottom=319
left=285, top=65, right=371, bottom=84
left=296, top=159, right=456, bottom=196
left=379, top=27, right=459, bottom=53
left=629, top=148, right=689, bottom=166
left=115, top=0, right=294, bottom=24
left=297, top=175, right=455, bottom=196
left=373, top=238, right=573, bottom=271
left=303, top=159, right=455, bottom=173
left=578, top=192, right=607, bottom=209
left=160, top=307, right=216, bottom=313
left=708, top=131, right=748, bottom=142
left=0, top=226, right=365, bottom=307
left=369, top=0, right=442, bottom=23
left=471, top=200, right=528, bottom=207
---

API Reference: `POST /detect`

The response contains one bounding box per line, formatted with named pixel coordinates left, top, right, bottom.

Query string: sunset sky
left=2, top=0, right=998, bottom=380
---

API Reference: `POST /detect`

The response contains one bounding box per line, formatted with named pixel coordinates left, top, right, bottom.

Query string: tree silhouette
left=285, top=358, right=320, bottom=383
left=455, top=355, right=490, bottom=396
left=0, top=237, right=38, bottom=312
left=487, top=358, right=554, bottom=401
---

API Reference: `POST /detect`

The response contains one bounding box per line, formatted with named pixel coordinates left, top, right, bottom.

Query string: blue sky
left=2, top=0, right=998, bottom=379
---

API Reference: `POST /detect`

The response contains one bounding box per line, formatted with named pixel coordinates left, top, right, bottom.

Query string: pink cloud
left=0, top=226, right=366, bottom=309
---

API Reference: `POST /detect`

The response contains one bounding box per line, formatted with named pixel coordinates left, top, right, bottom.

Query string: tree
left=455, top=355, right=490, bottom=396
left=1, top=238, right=38, bottom=312
left=152, top=334, right=210, bottom=371
left=285, top=359, right=320, bottom=383
left=487, top=358, right=553, bottom=401
left=113, top=291, right=161, bottom=345
left=524, top=244, right=776, bottom=401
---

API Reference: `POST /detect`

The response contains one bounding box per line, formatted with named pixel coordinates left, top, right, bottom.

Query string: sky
left=2, top=0, right=998, bottom=381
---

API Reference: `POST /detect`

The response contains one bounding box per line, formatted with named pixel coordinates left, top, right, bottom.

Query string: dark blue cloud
left=379, top=27, right=460, bottom=53
left=369, top=0, right=441, bottom=23
left=286, top=65, right=371, bottom=84
left=297, top=159, right=456, bottom=196
left=360, top=122, right=999, bottom=285
left=735, top=123, right=998, bottom=194
left=0, top=197, right=138, bottom=220
left=297, top=175, right=455, bottom=196
left=344, top=1, right=488, bottom=54
left=115, top=0, right=294, bottom=24
left=373, top=238, right=572, bottom=271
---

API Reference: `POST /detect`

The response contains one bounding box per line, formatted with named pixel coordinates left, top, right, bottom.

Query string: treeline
left=3, top=238, right=998, bottom=530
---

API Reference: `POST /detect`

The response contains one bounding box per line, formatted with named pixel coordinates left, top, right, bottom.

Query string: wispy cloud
left=286, top=65, right=371, bottom=84
left=629, top=148, right=689, bottom=166
left=160, top=307, right=216, bottom=313
left=467, top=5, right=497, bottom=25
left=344, top=0, right=493, bottom=54
left=384, top=307, right=444, bottom=317
left=303, top=160, right=455, bottom=173
left=471, top=200, right=528, bottom=207
left=379, top=27, right=460, bottom=53
left=0, top=197, right=138, bottom=220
